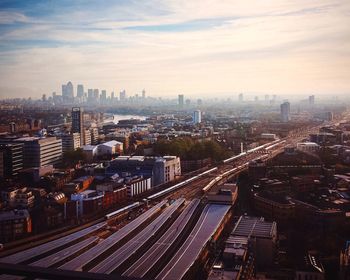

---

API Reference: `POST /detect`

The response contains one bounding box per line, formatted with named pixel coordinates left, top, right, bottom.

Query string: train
left=222, top=139, right=283, bottom=164
left=105, top=202, right=142, bottom=220
left=146, top=167, right=218, bottom=201
left=105, top=140, right=286, bottom=212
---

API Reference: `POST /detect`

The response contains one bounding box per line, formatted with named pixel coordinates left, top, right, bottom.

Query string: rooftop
left=0, top=209, right=30, bottom=221
left=231, top=215, right=277, bottom=239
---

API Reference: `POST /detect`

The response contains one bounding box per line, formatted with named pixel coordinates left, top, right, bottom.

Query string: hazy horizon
left=0, top=0, right=349, bottom=99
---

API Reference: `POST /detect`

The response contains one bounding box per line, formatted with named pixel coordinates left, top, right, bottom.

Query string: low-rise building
left=107, top=155, right=181, bottom=187
left=71, top=190, right=104, bottom=217
left=207, top=183, right=238, bottom=205
left=125, top=176, right=152, bottom=197
left=0, top=209, right=32, bottom=242
left=231, top=215, right=277, bottom=268
left=297, top=142, right=320, bottom=154
left=15, top=188, right=35, bottom=208
left=253, top=192, right=295, bottom=225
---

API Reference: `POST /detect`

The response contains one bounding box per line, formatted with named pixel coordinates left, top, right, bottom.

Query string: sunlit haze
left=0, top=0, right=349, bottom=98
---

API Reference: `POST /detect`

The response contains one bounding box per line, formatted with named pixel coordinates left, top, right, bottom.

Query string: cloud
left=0, top=0, right=349, bottom=98
left=0, top=11, right=29, bottom=24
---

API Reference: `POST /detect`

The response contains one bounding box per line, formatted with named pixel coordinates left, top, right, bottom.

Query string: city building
left=82, top=145, right=98, bottom=162
left=14, top=137, right=62, bottom=168
left=248, top=159, right=267, bottom=181
left=0, top=142, right=23, bottom=179
left=207, top=183, right=238, bottom=205
left=93, top=89, right=99, bottom=103
left=60, top=132, right=81, bottom=153
left=193, top=110, right=202, bottom=124
left=87, top=89, right=93, bottom=103
left=71, top=190, right=104, bottom=217
left=77, top=84, right=84, bottom=98
left=0, top=209, right=32, bottom=242
left=71, top=107, right=84, bottom=146
left=125, top=176, right=152, bottom=197
left=309, top=95, right=315, bottom=106
left=107, top=155, right=181, bottom=187
left=97, top=140, right=123, bottom=157
left=14, top=188, right=35, bottom=208
left=119, top=90, right=126, bottom=102
left=238, top=93, right=244, bottom=102
left=83, top=129, right=92, bottom=146
left=62, top=81, right=74, bottom=103
left=231, top=215, right=277, bottom=268
left=280, top=102, right=291, bottom=122
left=297, top=142, right=320, bottom=154
left=90, top=127, right=99, bottom=145
left=101, top=90, right=107, bottom=103
left=178, top=94, right=184, bottom=108
left=253, top=192, right=295, bottom=224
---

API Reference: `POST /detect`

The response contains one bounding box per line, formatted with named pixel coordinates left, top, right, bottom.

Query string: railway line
left=123, top=199, right=201, bottom=278
left=0, top=133, right=314, bottom=279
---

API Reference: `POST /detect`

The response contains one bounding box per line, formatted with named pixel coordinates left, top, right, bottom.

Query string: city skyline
left=0, top=0, right=349, bottom=99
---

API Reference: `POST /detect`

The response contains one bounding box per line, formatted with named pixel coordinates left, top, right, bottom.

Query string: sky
left=0, top=0, right=349, bottom=99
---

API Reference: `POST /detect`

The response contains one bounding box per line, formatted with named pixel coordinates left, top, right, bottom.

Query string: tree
left=62, top=148, right=85, bottom=167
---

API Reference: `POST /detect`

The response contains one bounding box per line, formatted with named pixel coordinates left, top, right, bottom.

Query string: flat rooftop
left=231, top=215, right=276, bottom=239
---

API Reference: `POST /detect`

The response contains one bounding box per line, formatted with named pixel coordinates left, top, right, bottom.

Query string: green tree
left=62, top=148, right=86, bottom=167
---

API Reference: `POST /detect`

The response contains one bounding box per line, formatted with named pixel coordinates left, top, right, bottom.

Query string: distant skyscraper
left=280, top=102, right=291, bottom=122
left=178, top=94, right=184, bottom=107
left=193, top=110, right=202, bottom=124
left=93, top=89, right=99, bottom=102
left=254, top=96, right=259, bottom=102
left=309, top=95, right=315, bottom=105
left=111, top=92, right=115, bottom=101
left=62, top=82, right=74, bottom=102
left=101, top=90, right=107, bottom=103
left=62, top=84, right=67, bottom=98
left=142, top=89, right=146, bottom=99
left=71, top=107, right=84, bottom=146
left=120, top=90, right=126, bottom=101
left=77, top=84, right=84, bottom=98
left=238, top=93, right=243, bottom=102
left=265, top=94, right=269, bottom=102
left=87, top=89, right=93, bottom=103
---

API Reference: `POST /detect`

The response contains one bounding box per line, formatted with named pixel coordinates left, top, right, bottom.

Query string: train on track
left=104, top=139, right=286, bottom=218
left=105, top=202, right=142, bottom=220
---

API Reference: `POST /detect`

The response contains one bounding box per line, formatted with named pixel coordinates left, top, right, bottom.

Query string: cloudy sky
left=0, top=0, right=349, bottom=99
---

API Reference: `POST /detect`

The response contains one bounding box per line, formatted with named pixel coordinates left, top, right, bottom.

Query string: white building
left=297, top=142, right=320, bottom=153
left=126, top=176, right=152, bottom=197
left=97, top=140, right=123, bottom=157
left=154, top=156, right=181, bottom=186
left=193, top=110, right=202, bottom=124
